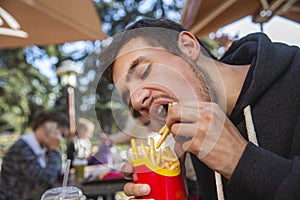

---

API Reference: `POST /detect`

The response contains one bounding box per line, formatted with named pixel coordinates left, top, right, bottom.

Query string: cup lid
left=41, top=186, right=86, bottom=200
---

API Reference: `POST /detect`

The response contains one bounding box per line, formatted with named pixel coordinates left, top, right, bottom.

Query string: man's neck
left=221, top=63, right=250, bottom=115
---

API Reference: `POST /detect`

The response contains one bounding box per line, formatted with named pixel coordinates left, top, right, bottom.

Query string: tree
left=0, top=48, right=58, bottom=133
left=94, top=0, right=184, bottom=36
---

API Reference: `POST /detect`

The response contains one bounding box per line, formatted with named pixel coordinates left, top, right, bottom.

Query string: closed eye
left=140, top=64, right=152, bottom=80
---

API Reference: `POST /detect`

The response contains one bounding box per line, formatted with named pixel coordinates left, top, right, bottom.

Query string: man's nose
left=130, top=86, right=152, bottom=111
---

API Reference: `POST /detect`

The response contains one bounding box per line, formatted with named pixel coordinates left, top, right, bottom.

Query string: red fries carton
left=127, top=138, right=187, bottom=200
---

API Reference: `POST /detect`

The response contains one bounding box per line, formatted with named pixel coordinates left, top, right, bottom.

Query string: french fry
left=162, top=155, right=178, bottom=162
left=131, top=138, right=139, bottom=160
left=169, top=160, right=180, bottom=170
left=167, top=102, right=177, bottom=113
left=129, top=136, right=180, bottom=170
left=149, top=137, right=157, bottom=165
left=162, top=161, right=170, bottom=169
left=165, top=146, right=173, bottom=157
left=158, top=124, right=167, bottom=135
left=155, top=148, right=162, bottom=166
left=140, top=141, right=148, bottom=158
left=156, top=102, right=177, bottom=148
left=156, top=126, right=170, bottom=149
left=146, top=146, right=150, bottom=155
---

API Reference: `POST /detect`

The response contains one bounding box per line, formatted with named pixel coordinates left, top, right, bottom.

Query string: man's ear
left=178, top=31, right=200, bottom=60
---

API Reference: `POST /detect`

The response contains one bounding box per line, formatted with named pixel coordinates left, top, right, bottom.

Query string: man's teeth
left=157, top=105, right=167, bottom=117
left=157, top=105, right=163, bottom=114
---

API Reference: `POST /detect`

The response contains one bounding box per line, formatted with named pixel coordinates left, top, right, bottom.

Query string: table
left=76, top=178, right=130, bottom=200
left=67, top=164, right=130, bottom=200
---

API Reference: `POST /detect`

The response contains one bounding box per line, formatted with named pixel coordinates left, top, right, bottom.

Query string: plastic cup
left=127, top=148, right=187, bottom=200
left=40, top=186, right=86, bottom=200
left=72, top=159, right=88, bottom=180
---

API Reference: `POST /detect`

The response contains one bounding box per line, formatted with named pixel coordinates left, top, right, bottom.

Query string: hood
left=221, top=32, right=299, bottom=121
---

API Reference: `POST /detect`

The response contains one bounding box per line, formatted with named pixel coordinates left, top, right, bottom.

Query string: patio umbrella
left=181, top=0, right=300, bottom=38
left=0, top=0, right=106, bottom=49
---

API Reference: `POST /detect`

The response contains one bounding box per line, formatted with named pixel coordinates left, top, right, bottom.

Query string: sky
left=218, top=16, right=300, bottom=47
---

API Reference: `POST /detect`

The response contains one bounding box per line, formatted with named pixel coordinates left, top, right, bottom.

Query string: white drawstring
left=214, top=105, right=258, bottom=200
left=215, top=172, right=225, bottom=200
left=243, top=105, right=259, bottom=146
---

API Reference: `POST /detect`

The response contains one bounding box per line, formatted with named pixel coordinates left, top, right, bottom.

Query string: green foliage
left=94, top=0, right=184, bottom=36
left=0, top=48, right=58, bottom=133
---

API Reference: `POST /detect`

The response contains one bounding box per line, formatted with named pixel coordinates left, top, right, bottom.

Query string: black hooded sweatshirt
left=191, top=33, right=300, bottom=200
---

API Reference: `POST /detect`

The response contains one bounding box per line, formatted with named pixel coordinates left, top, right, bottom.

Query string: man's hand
left=121, top=162, right=151, bottom=199
left=167, top=101, right=247, bottom=179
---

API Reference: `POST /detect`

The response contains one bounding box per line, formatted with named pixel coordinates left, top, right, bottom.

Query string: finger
left=128, top=197, right=154, bottom=200
left=169, top=100, right=207, bottom=112
left=174, top=135, right=193, bottom=144
left=128, top=198, right=154, bottom=200
left=121, top=162, right=134, bottom=179
left=182, top=140, right=193, bottom=152
left=178, top=100, right=212, bottom=109
left=170, top=123, right=203, bottom=138
left=167, top=105, right=207, bottom=126
left=123, top=182, right=151, bottom=197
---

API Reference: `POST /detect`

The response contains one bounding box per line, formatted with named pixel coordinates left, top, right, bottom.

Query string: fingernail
left=140, top=185, right=150, bottom=194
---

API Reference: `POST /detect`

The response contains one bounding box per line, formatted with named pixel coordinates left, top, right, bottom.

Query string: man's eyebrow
left=128, top=56, right=146, bottom=75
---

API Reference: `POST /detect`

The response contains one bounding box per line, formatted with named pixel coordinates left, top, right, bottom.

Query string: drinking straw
left=62, top=159, right=71, bottom=188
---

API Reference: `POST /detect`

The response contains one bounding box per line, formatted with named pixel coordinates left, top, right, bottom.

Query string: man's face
left=43, top=122, right=69, bottom=149
left=112, top=37, right=210, bottom=127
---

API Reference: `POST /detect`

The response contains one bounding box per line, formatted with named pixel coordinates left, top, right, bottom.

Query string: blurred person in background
left=87, top=116, right=146, bottom=165
left=87, top=133, right=113, bottom=165
left=67, top=118, right=95, bottom=166
left=0, top=111, right=69, bottom=200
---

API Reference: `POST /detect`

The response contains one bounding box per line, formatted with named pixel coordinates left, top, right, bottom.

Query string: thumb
left=182, top=140, right=192, bottom=152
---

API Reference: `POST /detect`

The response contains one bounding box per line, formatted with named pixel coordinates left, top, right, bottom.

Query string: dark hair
left=101, top=17, right=216, bottom=83
left=31, top=111, right=69, bottom=131
left=125, top=17, right=213, bottom=55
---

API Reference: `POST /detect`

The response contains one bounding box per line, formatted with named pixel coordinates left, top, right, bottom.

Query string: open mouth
left=149, top=104, right=169, bottom=122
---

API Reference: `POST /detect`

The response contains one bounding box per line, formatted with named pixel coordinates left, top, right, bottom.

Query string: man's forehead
left=117, top=37, right=154, bottom=57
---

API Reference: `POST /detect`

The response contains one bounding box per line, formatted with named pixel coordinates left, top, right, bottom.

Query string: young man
left=100, top=18, right=300, bottom=200
left=0, top=111, right=69, bottom=199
